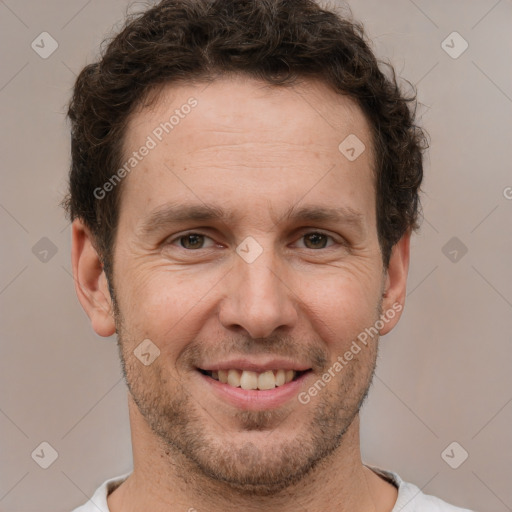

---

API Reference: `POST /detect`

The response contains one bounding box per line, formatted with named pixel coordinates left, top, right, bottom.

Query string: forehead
left=119, top=75, right=375, bottom=229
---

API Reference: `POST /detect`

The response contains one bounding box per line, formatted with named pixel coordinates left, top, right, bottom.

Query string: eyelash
left=166, top=230, right=341, bottom=250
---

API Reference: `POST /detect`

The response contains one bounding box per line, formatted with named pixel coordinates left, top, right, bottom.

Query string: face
left=93, top=75, right=405, bottom=493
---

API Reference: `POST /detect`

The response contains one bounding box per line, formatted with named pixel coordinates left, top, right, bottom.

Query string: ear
left=71, top=219, right=116, bottom=337
left=379, top=230, right=411, bottom=336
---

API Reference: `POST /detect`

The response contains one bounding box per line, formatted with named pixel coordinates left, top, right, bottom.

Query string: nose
left=218, top=244, right=298, bottom=339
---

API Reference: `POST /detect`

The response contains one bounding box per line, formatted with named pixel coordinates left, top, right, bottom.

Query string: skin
left=72, top=75, right=410, bottom=512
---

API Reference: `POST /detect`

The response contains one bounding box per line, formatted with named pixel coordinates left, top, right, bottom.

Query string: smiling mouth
left=198, top=368, right=310, bottom=390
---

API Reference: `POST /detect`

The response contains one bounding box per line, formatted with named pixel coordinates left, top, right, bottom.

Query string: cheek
left=302, top=270, right=382, bottom=350
left=115, top=266, right=220, bottom=355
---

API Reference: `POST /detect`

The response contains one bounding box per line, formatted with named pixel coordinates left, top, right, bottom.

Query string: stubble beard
left=112, top=297, right=380, bottom=495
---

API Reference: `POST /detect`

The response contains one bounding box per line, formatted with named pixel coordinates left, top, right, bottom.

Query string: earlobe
left=71, top=219, right=116, bottom=337
left=379, top=230, right=411, bottom=336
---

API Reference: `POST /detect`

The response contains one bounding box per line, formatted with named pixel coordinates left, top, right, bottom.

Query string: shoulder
left=70, top=473, right=131, bottom=512
left=366, top=465, right=476, bottom=512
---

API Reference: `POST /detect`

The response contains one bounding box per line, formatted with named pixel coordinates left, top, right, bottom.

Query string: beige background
left=1, top=1, right=511, bottom=510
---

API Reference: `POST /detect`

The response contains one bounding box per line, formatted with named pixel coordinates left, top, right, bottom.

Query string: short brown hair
left=63, top=0, right=427, bottom=280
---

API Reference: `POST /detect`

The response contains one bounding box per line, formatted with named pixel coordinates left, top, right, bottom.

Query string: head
left=66, top=0, right=426, bottom=495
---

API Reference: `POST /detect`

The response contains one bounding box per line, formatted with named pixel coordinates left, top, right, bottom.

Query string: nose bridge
left=241, top=245, right=280, bottom=302
left=219, top=236, right=297, bottom=338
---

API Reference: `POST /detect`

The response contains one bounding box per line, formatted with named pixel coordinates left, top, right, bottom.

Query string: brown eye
left=302, top=232, right=331, bottom=249
left=179, top=233, right=206, bottom=249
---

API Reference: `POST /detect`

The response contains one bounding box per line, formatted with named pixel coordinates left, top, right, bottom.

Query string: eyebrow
left=137, top=201, right=365, bottom=237
left=279, top=203, right=365, bottom=229
left=137, top=203, right=229, bottom=237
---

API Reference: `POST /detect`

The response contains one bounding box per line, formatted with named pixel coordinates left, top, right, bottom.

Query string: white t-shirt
left=71, top=466, right=475, bottom=511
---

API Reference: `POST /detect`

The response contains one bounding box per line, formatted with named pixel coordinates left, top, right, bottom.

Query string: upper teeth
left=211, top=369, right=296, bottom=390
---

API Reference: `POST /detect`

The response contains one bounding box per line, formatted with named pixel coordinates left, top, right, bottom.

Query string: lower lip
left=199, top=371, right=311, bottom=411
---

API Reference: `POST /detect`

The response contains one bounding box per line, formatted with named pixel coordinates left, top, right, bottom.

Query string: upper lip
left=197, top=358, right=312, bottom=373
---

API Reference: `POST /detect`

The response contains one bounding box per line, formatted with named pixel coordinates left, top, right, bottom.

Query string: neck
left=107, top=396, right=397, bottom=512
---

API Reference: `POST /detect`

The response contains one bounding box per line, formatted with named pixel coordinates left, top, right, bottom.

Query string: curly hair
left=63, top=0, right=426, bottom=280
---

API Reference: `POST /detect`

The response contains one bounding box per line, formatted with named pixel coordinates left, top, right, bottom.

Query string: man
left=65, top=0, right=474, bottom=510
